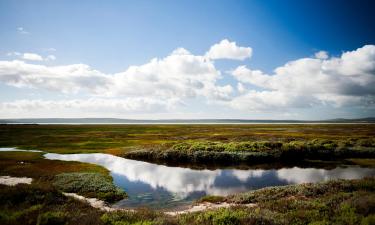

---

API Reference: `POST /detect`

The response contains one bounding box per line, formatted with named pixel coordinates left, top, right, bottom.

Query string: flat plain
left=0, top=124, right=374, bottom=225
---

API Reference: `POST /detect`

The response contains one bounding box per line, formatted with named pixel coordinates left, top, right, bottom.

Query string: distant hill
left=0, top=117, right=374, bottom=124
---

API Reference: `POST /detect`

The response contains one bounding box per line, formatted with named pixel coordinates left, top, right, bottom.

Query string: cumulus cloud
left=0, top=42, right=374, bottom=117
left=0, top=47, right=232, bottom=100
left=315, top=50, right=329, bottom=59
left=109, top=49, right=232, bottom=100
left=22, top=53, right=44, bottom=61
left=7, top=52, right=55, bottom=61
left=205, top=39, right=252, bottom=60
left=0, top=60, right=110, bottom=93
left=229, top=45, right=375, bottom=110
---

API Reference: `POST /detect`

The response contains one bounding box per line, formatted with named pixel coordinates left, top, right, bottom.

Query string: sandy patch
left=63, top=192, right=256, bottom=215
left=165, top=202, right=257, bottom=215
left=0, top=176, right=33, bottom=186
left=63, top=193, right=133, bottom=212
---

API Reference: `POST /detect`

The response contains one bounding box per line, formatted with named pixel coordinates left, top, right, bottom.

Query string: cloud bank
left=0, top=40, right=374, bottom=118
left=230, top=45, right=375, bottom=111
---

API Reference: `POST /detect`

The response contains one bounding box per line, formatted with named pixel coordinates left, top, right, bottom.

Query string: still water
left=42, top=152, right=375, bottom=209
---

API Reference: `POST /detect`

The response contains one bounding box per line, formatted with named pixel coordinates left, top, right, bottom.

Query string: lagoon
left=44, top=152, right=375, bottom=209
left=1, top=148, right=374, bottom=209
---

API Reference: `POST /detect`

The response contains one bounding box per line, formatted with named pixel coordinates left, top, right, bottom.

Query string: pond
left=1, top=148, right=375, bottom=209
left=44, top=152, right=375, bottom=209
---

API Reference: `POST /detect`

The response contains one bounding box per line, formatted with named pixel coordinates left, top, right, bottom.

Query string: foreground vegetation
left=1, top=175, right=374, bottom=224
left=1, top=124, right=375, bottom=224
left=80, top=177, right=375, bottom=225
left=179, top=177, right=375, bottom=225
left=0, top=152, right=126, bottom=203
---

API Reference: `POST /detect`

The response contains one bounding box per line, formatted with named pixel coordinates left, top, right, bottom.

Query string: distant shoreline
left=1, top=117, right=374, bottom=125
left=2, top=122, right=375, bottom=125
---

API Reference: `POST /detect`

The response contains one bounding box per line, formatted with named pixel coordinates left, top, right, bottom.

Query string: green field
left=1, top=124, right=374, bottom=167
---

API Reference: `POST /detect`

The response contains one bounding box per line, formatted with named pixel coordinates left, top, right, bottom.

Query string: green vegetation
left=0, top=124, right=374, bottom=153
left=2, top=177, right=374, bottom=225
left=1, top=124, right=375, bottom=224
left=0, top=151, right=126, bottom=203
left=0, top=183, right=102, bottom=225
left=1, top=124, right=374, bottom=166
left=53, top=172, right=127, bottom=202
left=124, top=138, right=375, bottom=165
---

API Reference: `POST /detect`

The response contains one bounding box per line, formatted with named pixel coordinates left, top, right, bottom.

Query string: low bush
left=53, top=172, right=127, bottom=203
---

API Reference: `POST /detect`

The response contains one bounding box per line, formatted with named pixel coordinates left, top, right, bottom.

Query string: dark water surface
left=42, top=152, right=375, bottom=209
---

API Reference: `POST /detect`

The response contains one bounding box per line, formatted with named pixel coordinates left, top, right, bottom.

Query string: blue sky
left=0, top=0, right=374, bottom=119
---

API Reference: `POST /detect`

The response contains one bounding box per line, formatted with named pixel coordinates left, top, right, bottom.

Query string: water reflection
left=0, top=147, right=43, bottom=152
left=44, top=153, right=375, bottom=209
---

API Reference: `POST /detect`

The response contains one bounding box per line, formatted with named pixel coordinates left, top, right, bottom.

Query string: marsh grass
left=1, top=125, right=375, bottom=224
left=0, top=183, right=103, bottom=225
left=0, top=163, right=374, bottom=225
left=0, top=151, right=109, bottom=181
left=124, top=138, right=375, bottom=166
left=53, top=172, right=127, bottom=202
left=1, top=124, right=374, bottom=154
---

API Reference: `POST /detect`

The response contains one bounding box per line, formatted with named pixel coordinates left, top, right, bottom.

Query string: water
left=0, top=147, right=43, bottom=152
left=1, top=148, right=374, bottom=209
left=43, top=152, right=375, bottom=209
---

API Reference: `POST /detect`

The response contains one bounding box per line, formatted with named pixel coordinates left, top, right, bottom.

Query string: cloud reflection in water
left=45, top=153, right=375, bottom=208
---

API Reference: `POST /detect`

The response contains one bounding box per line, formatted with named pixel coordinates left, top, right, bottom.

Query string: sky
left=0, top=0, right=374, bottom=120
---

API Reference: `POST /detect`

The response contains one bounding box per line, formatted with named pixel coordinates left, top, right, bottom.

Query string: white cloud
left=7, top=52, right=56, bottom=61
left=0, top=47, right=232, bottom=101
left=6, top=52, right=21, bottom=57
left=45, top=55, right=56, bottom=61
left=229, top=45, right=375, bottom=110
left=0, top=43, right=374, bottom=118
left=205, top=39, right=252, bottom=60
left=237, top=83, right=246, bottom=94
left=0, top=98, right=182, bottom=118
left=0, top=60, right=111, bottom=94
left=22, top=53, right=44, bottom=61
left=315, top=50, right=328, bottom=59
left=109, top=49, right=232, bottom=100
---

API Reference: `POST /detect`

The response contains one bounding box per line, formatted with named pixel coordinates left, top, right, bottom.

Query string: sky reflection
left=44, top=152, right=375, bottom=208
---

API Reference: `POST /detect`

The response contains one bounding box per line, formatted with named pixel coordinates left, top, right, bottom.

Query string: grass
left=1, top=124, right=374, bottom=153
left=2, top=178, right=374, bottom=225
left=53, top=172, right=127, bottom=202
left=0, top=183, right=103, bottom=225
left=123, top=138, right=375, bottom=166
left=0, top=151, right=126, bottom=202
left=1, top=124, right=375, bottom=224
left=1, top=124, right=374, bottom=166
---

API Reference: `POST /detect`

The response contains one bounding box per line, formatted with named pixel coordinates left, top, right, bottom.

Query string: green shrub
left=53, top=172, right=127, bottom=202
left=100, top=209, right=160, bottom=225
